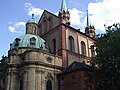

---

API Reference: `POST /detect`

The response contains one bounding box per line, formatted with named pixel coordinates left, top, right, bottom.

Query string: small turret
left=58, top=0, right=70, bottom=25
left=85, top=10, right=95, bottom=38
left=26, top=14, right=38, bottom=35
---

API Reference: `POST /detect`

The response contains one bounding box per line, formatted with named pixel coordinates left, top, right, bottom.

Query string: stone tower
left=58, top=0, right=70, bottom=25
left=85, top=10, right=95, bottom=38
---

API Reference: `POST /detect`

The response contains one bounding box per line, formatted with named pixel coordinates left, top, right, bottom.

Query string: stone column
left=7, top=68, right=19, bottom=90
left=35, top=69, right=44, bottom=90
left=6, top=71, right=11, bottom=90
left=26, top=68, right=36, bottom=90
left=41, top=70, right=45, bottom=90
left=23, top=71, right=27, bottom=90
left=54, top=72, right=58, bottom=90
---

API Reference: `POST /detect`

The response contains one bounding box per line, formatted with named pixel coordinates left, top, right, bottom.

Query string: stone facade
left=0, top=0, right=96, bottom=90
left=5, top=48, right=63, bottom=90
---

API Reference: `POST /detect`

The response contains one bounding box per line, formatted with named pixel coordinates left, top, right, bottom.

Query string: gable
left=38, top=10, right=60, bottom=36
left=38, top=10, right=59, bottom=25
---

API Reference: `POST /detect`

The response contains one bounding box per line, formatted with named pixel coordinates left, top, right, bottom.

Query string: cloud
left=8, top=26, right=15, bottom=33
left=25, top=3, right=44, bottom=17
left=88, top=0, right=120, bottom=32
left=69, top=0, right=81, bottom=6
left=8, top=22, right=26, bottom=33
left=8, top=3, right=44, bottom=34
left=24, top=1, right=120, bottom=34
left=69, top=8, right=85, bottom=30
left=25, top=3, right=86, bottom=31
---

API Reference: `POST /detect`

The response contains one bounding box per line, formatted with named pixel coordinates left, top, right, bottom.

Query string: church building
left=0, top=0, right=96, bottom=90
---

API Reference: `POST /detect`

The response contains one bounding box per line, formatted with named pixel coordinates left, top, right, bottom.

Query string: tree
left=90, top=24, right=120, bottom=90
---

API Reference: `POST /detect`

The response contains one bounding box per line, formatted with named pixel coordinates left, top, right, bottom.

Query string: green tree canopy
left=90, top=24, right=120, bottom=90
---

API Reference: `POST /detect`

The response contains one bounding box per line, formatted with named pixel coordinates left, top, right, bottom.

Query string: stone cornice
left=9, top=61, right=63, bottom=70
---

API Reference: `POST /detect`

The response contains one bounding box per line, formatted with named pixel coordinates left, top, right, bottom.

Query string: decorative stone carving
left=47, top=72, right=53, bottom=79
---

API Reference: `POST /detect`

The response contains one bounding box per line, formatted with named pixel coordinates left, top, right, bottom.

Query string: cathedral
left=0, top=0, right=96, bottom=90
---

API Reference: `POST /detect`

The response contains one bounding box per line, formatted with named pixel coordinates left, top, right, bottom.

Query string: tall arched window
left=46, top=80, right=52, bottom=90
left=48, top=16, right=53, bottom=31
left=32, top=27, right=36, bottom=34
left=68, top=36, right=75, bottom=52
left=91, top=45, right=95, bottom=57
left=52, top=39, right=56, bottom=54
left=43, top=20, right=47, bottom=34
left=39, top=24, right=42, bottom=35
left=81, top=41, right=86, bottom=56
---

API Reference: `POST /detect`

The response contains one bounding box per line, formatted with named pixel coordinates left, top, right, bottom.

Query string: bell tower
left=58, top=0, right=70, bottom=25
left=85, top=10, right=95, bottom=38
left=26, top=14, right=38, bottom=35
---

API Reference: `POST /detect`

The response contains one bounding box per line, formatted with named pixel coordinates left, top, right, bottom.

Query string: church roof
left=10, top=34, right=48, bottom=51
left=59, top=61, right=92, bottom=75
left=38, top=10, right=59, bottom=24
left=61, top=0, right=68, bottom=12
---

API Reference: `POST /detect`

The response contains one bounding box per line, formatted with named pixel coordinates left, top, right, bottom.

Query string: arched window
left=46, top=80, right=52, bottom=90
left=91, top=45, right=95, bottom=57
left=32, top=27, right=36, bottom=34
left=81, top=41, right=86, bottom=56
left=48, top=16, right=53, bottom=31
left=68, top=36, right=75, bottom=52
left=43, top=20, right=47, bottom=34
left=30, top=37, right=36, bottom=46
left=52, top=39, right=56, bottom=54
left=39, top=24, right=42, bottom=35
left=19, top=79, right=23, bottom=90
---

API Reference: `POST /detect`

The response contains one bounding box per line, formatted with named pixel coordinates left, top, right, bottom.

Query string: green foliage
left=90, top=25, right=120, bottom=90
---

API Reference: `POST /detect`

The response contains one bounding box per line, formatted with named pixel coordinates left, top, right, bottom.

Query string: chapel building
left=0, top=0, right=96, bottom=90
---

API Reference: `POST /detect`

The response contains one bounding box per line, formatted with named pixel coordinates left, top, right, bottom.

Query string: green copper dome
left=10, top=34, right=48, bottom=51
left=27, top=14, right=37, bottom=24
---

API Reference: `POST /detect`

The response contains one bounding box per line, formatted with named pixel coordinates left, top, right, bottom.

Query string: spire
left=61, top=0, right=67, bottom=12
left=85, top=10, right=95, bottom=38
left=59, top=0, right=70, bottom=25
left=86, top=10, right=91, bottom=27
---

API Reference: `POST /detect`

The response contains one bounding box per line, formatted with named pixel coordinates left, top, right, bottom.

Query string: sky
left=0, top=0, right=120, bottom=59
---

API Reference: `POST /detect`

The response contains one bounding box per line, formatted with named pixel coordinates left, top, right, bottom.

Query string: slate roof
left=59, top=61, right=92, bottom=75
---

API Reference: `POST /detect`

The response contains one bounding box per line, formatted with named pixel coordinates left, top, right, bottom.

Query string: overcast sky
left=0, top=0, right=120, bottom=58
